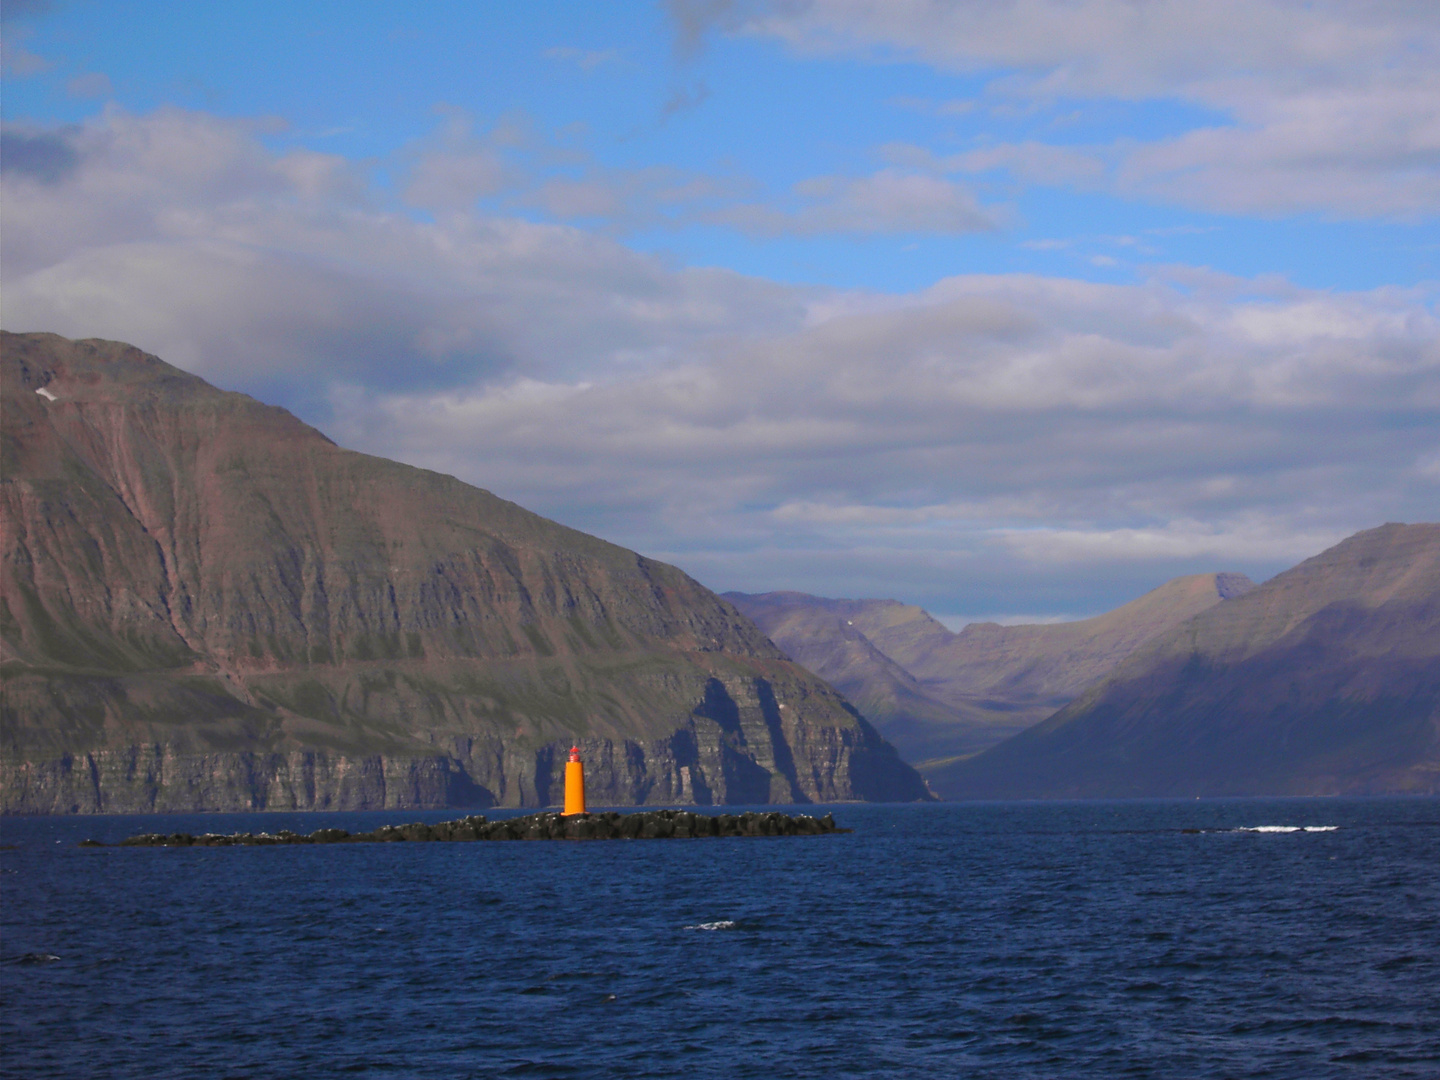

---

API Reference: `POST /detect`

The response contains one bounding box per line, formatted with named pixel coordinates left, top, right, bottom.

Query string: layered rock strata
left=1, top=332, right=928, bottom=812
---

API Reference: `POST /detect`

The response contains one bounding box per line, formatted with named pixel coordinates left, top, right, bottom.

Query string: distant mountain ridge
left=875, top=572, right=1257, bottom=707
left=935, top=523, right=1440, bottom=798
left=721, top=592, right=1023, bottom=765
left=727, top=572, right=1252, bottom=778
left=1, top=332, right=928, bottom=813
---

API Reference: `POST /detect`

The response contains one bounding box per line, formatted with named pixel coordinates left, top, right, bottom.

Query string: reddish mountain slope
left=1, top=332, right=928, bottom=812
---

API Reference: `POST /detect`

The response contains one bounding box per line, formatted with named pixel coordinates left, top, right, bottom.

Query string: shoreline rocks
left=106, top=808, right=848, bottom=847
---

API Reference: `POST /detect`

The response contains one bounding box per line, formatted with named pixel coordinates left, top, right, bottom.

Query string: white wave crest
left=684, top=920, right=737, bottom=931
left=1241, top=825, right=1338, bottom=833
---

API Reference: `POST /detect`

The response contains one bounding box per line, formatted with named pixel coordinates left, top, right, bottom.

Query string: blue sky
left=4, top=1, right=1438, bottom=620
left=7, top=0, right=1431, bottom=292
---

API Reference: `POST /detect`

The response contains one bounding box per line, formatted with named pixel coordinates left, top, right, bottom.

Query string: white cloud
left=1412, top=449, right=1440, bottom=481
left=711, top=168, right=1002, bottom=235
left=65, top=71, right=113, bottom=98
left=0, top=24, right=51, bottom=76
left=521, top=165, right=751, bottom=229
left=1, top=109, right=814, bottom=391
left=687, top=0, right=1440, bottom=219
left=994, top=518, right=1352, bottom=566
left=3, top=107, right=1436, bottom=615
left=1117, top=80, right=1440, bottom=217
left=723, top=0, right=1428, bottom=97
left=393, top=107, right=1008, bottom=237
left=888, top=95, right=976, bottom=117
left=882, top=140, right=1105, bottom=187
left=399, top=109, right=522, bottom=212
left=331, top=267, right=1437, bottom=595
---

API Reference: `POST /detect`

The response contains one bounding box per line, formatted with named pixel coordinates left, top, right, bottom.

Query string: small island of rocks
left=100, top=808, right=848, bottom=847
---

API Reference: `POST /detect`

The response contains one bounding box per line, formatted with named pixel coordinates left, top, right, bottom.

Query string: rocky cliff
left=934, top=523, right=1440, bottom=798
left=1, top=332, right=929, bottom=813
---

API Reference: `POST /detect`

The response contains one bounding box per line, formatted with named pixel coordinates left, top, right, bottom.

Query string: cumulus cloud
left=712, top=0, right=1426, bottom=97
left=711, top=168, right=1002, bottom=235
left=880, top=139, right=1105, bottom=189
left=3, top=107, right=1436, bottom=615
left=1118, top=81, right=1440, bottom=217
left=399, top=109, right=522, bottom=212
left=888, top=95, right=976, bottom=118
left=681, top=0, right=1440, bottom=219
left=66, top=71, right=113, bottom=98
left=1, top=108, right=813, bottom=394
left=329, top=265, right=1438, bottom=611
left=383, top=106, right=1007, bottom=236
left=522, top=165, right=751, bottom=229
left=994, top=518, right=1354, bottom=566
left=0, top=126, right=80, bottom=183
left=0, top=22, right=51, bottom=76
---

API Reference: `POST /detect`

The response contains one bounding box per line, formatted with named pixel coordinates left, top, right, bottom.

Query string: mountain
left=934, top=523, right=1440, bottom=798
left=728, top=573, right=1252, bottom=774
left=846, top=573, right=1255, bottom=706
left=723, top=592, right=1040, bottom=766
left=0, top=332, right=929, bottom=813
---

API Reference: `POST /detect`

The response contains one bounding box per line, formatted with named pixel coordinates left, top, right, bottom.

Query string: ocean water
left=2, top=798, right=1437, bottom=1080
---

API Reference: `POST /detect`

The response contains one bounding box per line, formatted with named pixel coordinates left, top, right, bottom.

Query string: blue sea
left=3, top=798, right=1437, bottom=1079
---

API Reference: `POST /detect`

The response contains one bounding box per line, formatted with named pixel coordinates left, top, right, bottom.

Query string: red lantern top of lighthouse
left=569, top=745, right=581, bottom=763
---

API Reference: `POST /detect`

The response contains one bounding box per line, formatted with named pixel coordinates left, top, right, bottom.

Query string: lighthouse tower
left=564, top=745, right=587, bottom=816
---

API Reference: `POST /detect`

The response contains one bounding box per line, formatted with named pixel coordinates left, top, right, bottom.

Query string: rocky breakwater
left=108, top=808, right=848, bottom=846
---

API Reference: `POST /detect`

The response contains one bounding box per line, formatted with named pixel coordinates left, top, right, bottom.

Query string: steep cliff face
left=1, top=332, right=928, bottom=812
left=935, top=524, right=1440, bottom=798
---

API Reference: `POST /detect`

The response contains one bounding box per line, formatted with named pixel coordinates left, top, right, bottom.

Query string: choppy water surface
left=3, top=799, right=1437, bottom=1079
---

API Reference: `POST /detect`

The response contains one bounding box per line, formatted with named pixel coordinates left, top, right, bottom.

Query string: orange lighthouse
left=563, top=745, right=587, bottom=816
